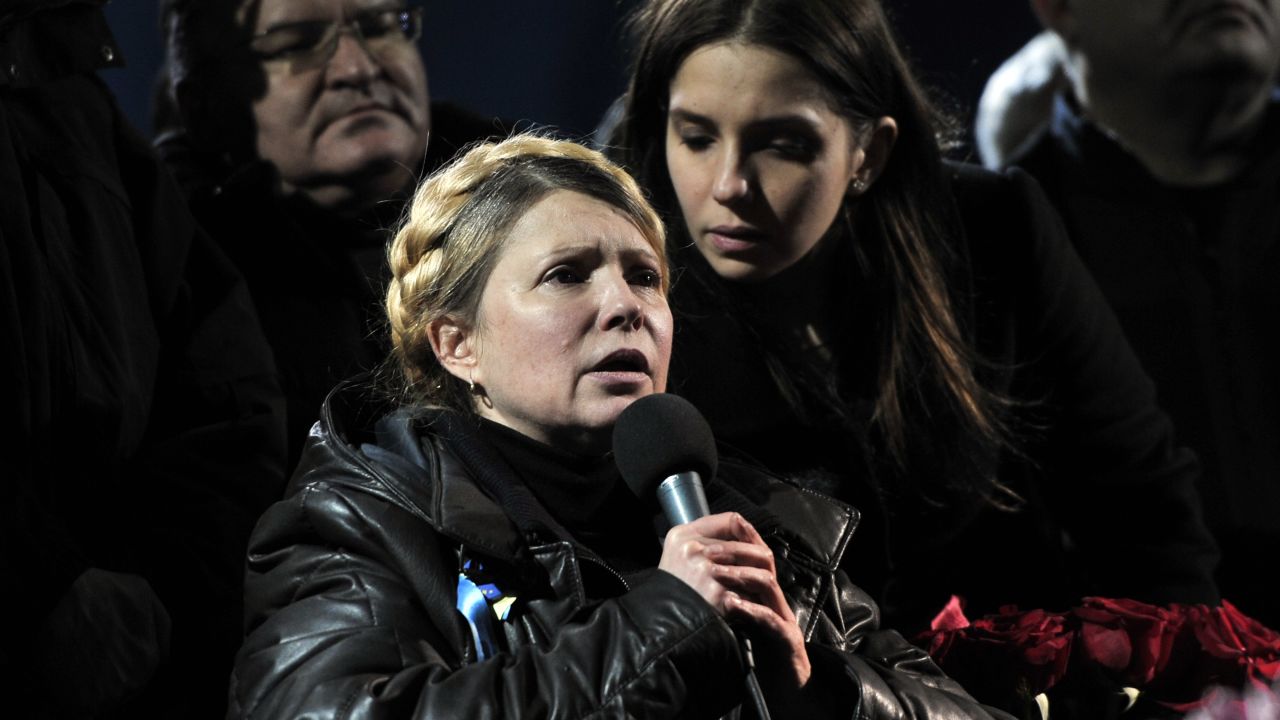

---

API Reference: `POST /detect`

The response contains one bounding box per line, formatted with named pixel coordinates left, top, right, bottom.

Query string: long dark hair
left=616, top=0, right=1017, bottom=506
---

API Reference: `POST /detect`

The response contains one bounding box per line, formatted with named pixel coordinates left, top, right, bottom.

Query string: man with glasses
left=158, top=0, right=504, bottom=470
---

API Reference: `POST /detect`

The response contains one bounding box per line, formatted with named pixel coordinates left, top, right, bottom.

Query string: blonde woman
left=228, top=135, right=1009, bottom=719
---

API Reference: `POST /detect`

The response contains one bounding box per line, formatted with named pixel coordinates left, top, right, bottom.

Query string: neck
left=286, top=166, right=416, bottom=218
left=1069, top=59, right=1273, bottom=186
left=734, top=227, right=851, bottom=351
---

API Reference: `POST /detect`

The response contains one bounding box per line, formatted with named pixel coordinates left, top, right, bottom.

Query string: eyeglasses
left=249, top=6, right=423, bottom=70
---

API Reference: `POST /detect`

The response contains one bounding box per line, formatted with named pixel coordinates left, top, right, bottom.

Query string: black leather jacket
left=229, top=384, right=1012, bottom=719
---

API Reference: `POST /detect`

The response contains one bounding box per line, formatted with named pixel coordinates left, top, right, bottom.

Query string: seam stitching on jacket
left=575, top=611, right=724, bottom=720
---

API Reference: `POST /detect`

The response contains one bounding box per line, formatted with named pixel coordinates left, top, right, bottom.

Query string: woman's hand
left=658, top=512, right=812, bottom=689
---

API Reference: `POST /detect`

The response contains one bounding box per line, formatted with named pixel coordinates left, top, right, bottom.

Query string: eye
left=356, top=8, right=414, bottom=40
left=766, top=136, right=817, bottom=161
left=543, top=266, right=585, bottom=285
left=629, top=267, right=663, bottom=288
left=250, top=21, right=331, bottom=60
left=678, top=133, right=714, bottom=152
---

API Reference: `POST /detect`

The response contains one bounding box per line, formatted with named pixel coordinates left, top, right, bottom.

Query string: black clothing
left=478, top=418, right=660, bottom=578
left=230, top=382, right=1015, bottom=719
left=1, top=2, right=285, bottom=716
left=157, top=103, right=506, bottom=471
left=1010, top=95, right=1280, bottom=627
left=668, top=164, right=1220, bottom=632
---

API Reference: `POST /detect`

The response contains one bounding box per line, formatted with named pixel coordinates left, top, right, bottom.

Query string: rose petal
left=931, top=595, right=971, bottom=633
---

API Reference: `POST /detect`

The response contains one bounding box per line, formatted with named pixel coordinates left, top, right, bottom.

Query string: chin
left=706, top=255, right=787, bottom=283
left=590, top=393, right=652, bottom=427
left=324, top=121, right=424, bottom=173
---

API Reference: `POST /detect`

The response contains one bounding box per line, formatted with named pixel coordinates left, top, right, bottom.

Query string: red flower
left=918, top=597, right=1073, bottom=708
left=1183, top=601, right=1280, bottom=688
left=1072, top=596, right=1184, bottom=686
left=918, top=597, right=1280, bottom=717
left=968, top=606, right=1075, bottom=694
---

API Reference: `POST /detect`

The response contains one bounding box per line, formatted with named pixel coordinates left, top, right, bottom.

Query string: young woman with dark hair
left=614, top=0, right=1220, bottom=631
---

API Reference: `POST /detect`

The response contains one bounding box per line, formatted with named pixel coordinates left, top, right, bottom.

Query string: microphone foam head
left=612, top=393, right=718, bottom=500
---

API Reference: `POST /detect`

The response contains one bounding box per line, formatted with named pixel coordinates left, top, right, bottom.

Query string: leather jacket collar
left=302, top=380, right=861, bottom=637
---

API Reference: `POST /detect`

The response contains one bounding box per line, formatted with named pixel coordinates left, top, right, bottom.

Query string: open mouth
left=591, top=349, right=650, bottom=375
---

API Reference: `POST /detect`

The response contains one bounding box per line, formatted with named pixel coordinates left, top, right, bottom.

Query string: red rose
left=969, top=606, right=1075, bottom=694
left=931, top=594, right=972, bottom=633
left=1073, top=596, right=1184, bottom=686
left=918, top=600, right=1073, bottom=711
left=1146, top=601, right=1280, bottom=712
left=920, top=595, right=971, bottom=661
left=1186, top=602, right=1280, bottom=685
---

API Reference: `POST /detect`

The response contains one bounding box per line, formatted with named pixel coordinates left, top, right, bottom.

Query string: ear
left=1030, top=0, right=1076, bottom=39
left=427, top=316, right=480, bottom=384
left=850, top=116, right=898, bottom=194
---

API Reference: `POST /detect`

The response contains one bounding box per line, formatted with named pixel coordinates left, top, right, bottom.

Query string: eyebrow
left=667, top=107, right=825, bottom=134
left=537, top=241, right=660, bottom=264
left=667, top=108, right=715, bottom=126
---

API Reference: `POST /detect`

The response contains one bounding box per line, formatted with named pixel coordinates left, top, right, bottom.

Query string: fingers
left=710, top=562, right=794, bottom=620
left=723, top=592, right=796, bottom=637
left=663, top=513, right=774, bottom=566
left=661, top=514, right=812, bottom=689
left=659, top=512, right=782, bottom=616
left=680, top=512, right=767, bottom=546
left=723, top=592, right=813, bottom=689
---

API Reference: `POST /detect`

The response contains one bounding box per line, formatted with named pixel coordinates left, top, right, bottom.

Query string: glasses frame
left=248, top=6, right=424, bottom=70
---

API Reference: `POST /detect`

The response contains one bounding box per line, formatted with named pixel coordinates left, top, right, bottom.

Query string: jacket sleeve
left=230, top=478, right=750, bottom=719
left=970, top=166, right=1219, bottom=605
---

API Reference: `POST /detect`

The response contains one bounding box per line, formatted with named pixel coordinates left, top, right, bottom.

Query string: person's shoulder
left=943, top=159, right=1073, bottom=292
left=1001, top=123, right=1073, bottom=196
left=944, top=159, right=1046, bottom=223
left=290, top=380, right=437, bottom=506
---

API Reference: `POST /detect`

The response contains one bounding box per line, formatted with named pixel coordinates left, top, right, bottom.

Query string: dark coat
left=229, top=382, right=1014, bottom=719
left=157, top=102, right=506, bottom=472
left=1, top=1, right=285, bottom=715
left=1009, top=95, right=1280, bottom=628
left=667, top=163, right=1220, bottom=631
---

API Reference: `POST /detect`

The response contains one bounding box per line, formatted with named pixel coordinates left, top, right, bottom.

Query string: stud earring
left=851, top=177, right=868, bottom=193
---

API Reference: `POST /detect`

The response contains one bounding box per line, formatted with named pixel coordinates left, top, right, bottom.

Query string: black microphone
left=613, top=393, right=716, bottom=525
left=612, top=393, right=772, bottom=720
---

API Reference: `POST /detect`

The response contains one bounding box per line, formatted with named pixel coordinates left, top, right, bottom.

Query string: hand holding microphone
left=613, top=394, right=812, bottom=697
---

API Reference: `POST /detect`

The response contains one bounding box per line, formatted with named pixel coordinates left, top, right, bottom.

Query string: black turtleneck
left=476, top=419, right=662, bottom=583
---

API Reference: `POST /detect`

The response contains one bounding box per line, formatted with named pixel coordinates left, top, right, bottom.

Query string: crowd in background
left=3, top=0, right=1276, bottom=718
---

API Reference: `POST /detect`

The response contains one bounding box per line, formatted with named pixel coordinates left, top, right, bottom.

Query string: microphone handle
left=656, top=472, right=772, bottom=720
left=656, top=472, right=711, bottom=525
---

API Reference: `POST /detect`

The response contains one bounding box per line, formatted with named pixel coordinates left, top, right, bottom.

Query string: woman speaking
left=226, top=135, right=1007, bottom=718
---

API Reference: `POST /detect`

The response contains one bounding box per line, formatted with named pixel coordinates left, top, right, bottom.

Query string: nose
left=326, top=30, right=381, bottom=86
left=711, top=150, right=752, bottom=205
left=599, top=274, right=645, bottom=332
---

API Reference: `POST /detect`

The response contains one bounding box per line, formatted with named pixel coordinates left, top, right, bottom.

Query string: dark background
left=101, top=0, right=1040, bottom=154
